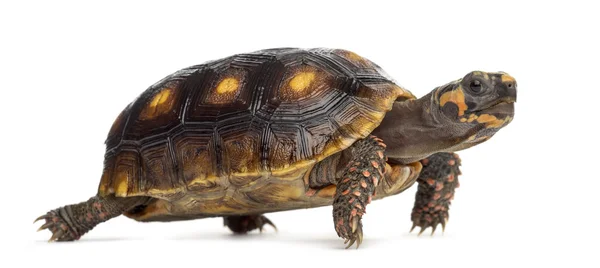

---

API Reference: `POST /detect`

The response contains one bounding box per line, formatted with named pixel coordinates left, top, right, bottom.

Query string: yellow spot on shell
left=289, top=72, right=316, bottom=91
left=346, top=51, right=363, bottom=61
left=140, top=86, right=175, bottom=120
left=460, top=118, right=467, bottom=122
left=439, top=86, right=468, bottom=116
left=115, top=171, right=129, bottom=197
left=151, top=89, right=170, bottom=107
left=216, top=78, right=240, bottom=94
left=501, top=74, right=516, bottom=83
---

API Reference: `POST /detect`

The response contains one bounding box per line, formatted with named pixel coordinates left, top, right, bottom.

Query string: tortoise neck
left=371, top=93, right=458, bottom=164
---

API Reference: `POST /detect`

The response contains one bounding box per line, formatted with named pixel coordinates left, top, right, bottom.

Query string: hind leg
left=35, top=195, right=150, bottom=241
left=411, top=152, right=461, bottom=235
left=223, top=215, right=277, bottom=234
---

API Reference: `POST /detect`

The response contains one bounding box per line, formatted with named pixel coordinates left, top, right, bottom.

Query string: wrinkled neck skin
left=371, top=92, right=483, bottom=164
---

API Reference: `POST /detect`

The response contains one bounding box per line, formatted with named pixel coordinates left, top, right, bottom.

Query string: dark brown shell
left=97, top=48, right=415, bottom=200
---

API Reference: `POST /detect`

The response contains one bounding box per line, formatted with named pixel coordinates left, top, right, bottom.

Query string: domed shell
left=97, top=48, right=415, bottom=199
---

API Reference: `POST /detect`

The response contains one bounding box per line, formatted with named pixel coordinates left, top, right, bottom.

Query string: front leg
left=411, top=152, right=461, bottom=235
left=333, top=135, right=386, bottom=249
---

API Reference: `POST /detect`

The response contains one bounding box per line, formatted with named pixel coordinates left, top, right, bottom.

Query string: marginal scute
left=224, top=135, right=260, bottom=174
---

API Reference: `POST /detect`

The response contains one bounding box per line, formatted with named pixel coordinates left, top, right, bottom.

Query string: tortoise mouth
left=476, top=97, right=515, bottom=116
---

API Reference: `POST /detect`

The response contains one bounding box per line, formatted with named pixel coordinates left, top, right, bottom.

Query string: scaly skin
left=333, top=135, right=387, bottom=249
left=411, top=152, right=461, bottom=235
left=224, top=215, right=277, bottom=234
left=35, top=195, right=149, bottom=241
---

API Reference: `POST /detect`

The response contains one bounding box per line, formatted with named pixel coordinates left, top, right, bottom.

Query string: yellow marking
left=501, top=74, right=516, bottom=83
left=188, top=175, right=220, bottom=188
left=114, top=171, right=129, bottom=197
left=467, top=114, right=478, bottom=122
left=476, top=114, right=512, bottom=128
left=346, top=51, right=364, bottom=61
left=140, top=87, right=175, bottom=120
left=216, top=78, right=240, bottom=94
left=476, top=114, right=497, bottom=123
left=316, top=185, right=336, bottom=198
left=439, top=86, right=468, bottom=116
left=149, top=89, right=171, bottom=108
left=289, top=72, right=316, bottom=91
left=460, top=118, right=467, bottom=122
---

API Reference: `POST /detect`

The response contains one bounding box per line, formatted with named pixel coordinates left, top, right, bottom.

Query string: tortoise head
left=432, top=71, right=517, bottom=151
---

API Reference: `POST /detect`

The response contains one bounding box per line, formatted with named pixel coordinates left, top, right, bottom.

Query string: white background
left=2, top=0, right=599, bottom=267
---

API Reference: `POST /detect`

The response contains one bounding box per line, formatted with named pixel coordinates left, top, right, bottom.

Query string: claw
left=442, top=220, right=447, bottom=234
left=418, top=227, right=426, bottom=236
left=48, top=229, right=64, bottom=242
left=410, top=223, right=416, bottom=233
left=357, top=228, right=363, bottom=249
left=263, top=218, right=278, bottom=233
left=37, top=222, right=52, bottom=232
left=351, top=217, right=358, bottom=233
left=34, top=215, right=45, bottom=224
left=431, top=225, right=437, bottom=236
left=345, top=238, right=356, bottom=249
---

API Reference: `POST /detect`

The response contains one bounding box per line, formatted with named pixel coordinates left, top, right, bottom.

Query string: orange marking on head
left=439, top=86, right=468, bottom=116
left=476, top=114, right=511, bottom=128
left=501, top=74, right=516, bottom=83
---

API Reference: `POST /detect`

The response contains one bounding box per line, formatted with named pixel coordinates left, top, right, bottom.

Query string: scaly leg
left=35, top=195, right=149, bottom=241
left=333, top=135, right=386, bottom=249
left=223, top=215, right=277, bottom=234
left=411, top=152, right=461, bottom=235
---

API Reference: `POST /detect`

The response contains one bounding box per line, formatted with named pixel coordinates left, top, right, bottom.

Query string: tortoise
left=35, top=48, right=517, bottom=248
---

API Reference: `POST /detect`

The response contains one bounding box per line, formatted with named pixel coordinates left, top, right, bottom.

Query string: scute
left=97, top=48, right=416, bottom=206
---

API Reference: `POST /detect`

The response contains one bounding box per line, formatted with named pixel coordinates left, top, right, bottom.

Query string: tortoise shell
left=97, top=48, right=415, bottom=219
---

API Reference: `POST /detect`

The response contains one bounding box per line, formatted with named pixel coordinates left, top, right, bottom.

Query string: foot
left=34, top=195, right=149, bottom=242
left=35, top=210, right=80, bottom=241
left=410, top=152, right=461, bottom=235
left=333, top=135, right=386, bottom=249
left=223, top=215, right=277, bottom=234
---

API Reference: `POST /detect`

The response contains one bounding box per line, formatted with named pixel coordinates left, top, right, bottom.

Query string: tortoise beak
left=483, top=101, right=514, bottom=116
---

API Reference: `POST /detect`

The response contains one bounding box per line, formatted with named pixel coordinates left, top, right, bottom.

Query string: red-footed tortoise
left=35, top=48, right=516, bottom=248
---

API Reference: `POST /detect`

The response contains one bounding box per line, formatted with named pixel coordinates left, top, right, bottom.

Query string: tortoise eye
left=469, top=80, right=483, bottom=94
